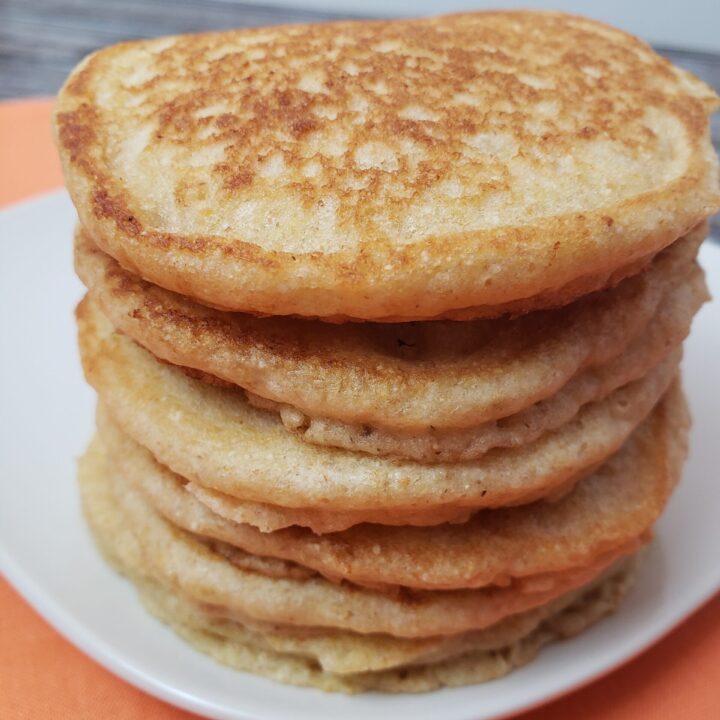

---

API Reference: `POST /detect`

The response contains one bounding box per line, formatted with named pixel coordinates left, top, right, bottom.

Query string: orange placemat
left=0, top=99, right=64, bottom=205
left=1, top=98, right=718, bottom=720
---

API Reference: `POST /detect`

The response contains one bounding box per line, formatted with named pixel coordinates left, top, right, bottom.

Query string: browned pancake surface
left=56, top=12, right=719, bottom=320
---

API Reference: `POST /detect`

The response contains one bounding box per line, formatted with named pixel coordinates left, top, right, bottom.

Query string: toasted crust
left=55, top=11, right=719, bottom=320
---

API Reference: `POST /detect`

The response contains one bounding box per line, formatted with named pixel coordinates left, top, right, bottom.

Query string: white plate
left=1, top=191, right=719, bottom=720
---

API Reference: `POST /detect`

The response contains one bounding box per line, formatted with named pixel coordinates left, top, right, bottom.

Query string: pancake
left=154, top=565, right=633, bottom=693
left=137, top=562, right=634, bottom=688
left=54, top=12, right=719, bottom=321
left=77, top=295, right=679, bottom=524
left=78, top=434, right=628, bottom=639
left=189, top=490, right=475, bottom=534
left=81, top=433, right=635, bottom=690
left=75, top=225, right=704, bottom=435
left=97, top=383, right=686, bottom=590
left=236, top=267, right=704, bottom=462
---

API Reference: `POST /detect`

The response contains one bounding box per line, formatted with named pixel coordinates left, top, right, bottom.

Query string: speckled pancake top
left=55, top=11, right=719, bottom=319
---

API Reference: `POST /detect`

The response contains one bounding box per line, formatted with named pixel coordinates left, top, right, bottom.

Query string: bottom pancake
left=79, top=434, right=636, bottom=691
left=135, top=560, right=635, bottom=693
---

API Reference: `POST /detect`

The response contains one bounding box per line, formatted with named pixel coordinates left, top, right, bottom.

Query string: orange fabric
left=0, top=99, right=64, bottom=205
left=1, top=97, right=718, bottom=719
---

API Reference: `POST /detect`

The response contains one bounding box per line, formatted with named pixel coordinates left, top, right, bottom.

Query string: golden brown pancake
left=96, top=384, right=686, bottom=591
left=143, top=565, right=634, bottom=692
left=232, top=268, right=702, bottom=462
left=78, top=434, right=631, bottom=638
left=77, top=296, right=678, bottom=525
left=55, top=12, right=719, bottom=320
left=75, top=225, right=706, bottom=460
left=80, top=437, right=636, bottom=690
left=134, top=562, right=635, bottom=690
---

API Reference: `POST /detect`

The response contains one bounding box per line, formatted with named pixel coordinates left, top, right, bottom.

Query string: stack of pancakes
left=54, top=12, right=719, bottom=692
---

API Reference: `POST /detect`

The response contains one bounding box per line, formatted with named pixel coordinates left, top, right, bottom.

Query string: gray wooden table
left=0, top=0, right=351, bottom=98
left=2, top=0, right=719, bottom=236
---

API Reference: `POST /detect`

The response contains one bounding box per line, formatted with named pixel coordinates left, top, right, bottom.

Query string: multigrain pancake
left=77, top=297, right=679, bottom=526
left=54, top=12, right=720, bottom=321
left=96, top=388, right=687, bottom=591
left=135, top=565, right=634, bottom=692
left=136, top=566, right=634, bottom=693
left=78, top=436, right=631, bottom=639
left=82, top=436, right=636, bottom=688
left=80, top=441, right=636, bottom=690
left=75, top=225, right=707, bottom=460
left=176, top=271, right=704, bottom=463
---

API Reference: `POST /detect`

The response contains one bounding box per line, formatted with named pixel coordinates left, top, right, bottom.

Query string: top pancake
left=54, top=11, right=719, bottom=320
